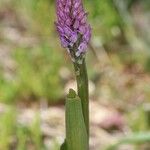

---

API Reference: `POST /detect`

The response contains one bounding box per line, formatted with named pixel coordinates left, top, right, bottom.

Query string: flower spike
left=55, top=0, right=91, bottom=61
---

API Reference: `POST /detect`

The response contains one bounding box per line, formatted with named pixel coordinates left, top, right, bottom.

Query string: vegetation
left=0, top=0, right=150, bottom=149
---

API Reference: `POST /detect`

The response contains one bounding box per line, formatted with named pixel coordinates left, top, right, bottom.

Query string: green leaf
left=60, top=140, right=67, bottom=150
left=65, top=89, right=88, bottom=150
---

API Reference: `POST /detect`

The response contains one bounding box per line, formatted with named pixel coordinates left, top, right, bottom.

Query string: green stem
left=73, top=58, right=89, bottom=137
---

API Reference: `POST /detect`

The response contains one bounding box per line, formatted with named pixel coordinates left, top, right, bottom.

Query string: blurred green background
left=0, top=0, right=150, bottom=150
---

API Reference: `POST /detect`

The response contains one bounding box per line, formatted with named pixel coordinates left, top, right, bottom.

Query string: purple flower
left=76, top=42, right=88, bottom=57
left=55, top=0, right=91, bottom=58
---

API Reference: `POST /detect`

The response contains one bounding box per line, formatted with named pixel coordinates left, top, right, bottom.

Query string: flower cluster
left=55, top=0, right=91, bottom=58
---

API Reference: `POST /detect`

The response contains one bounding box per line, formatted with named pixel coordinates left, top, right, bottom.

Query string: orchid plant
left=55, top=0, right=91, bottom=149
